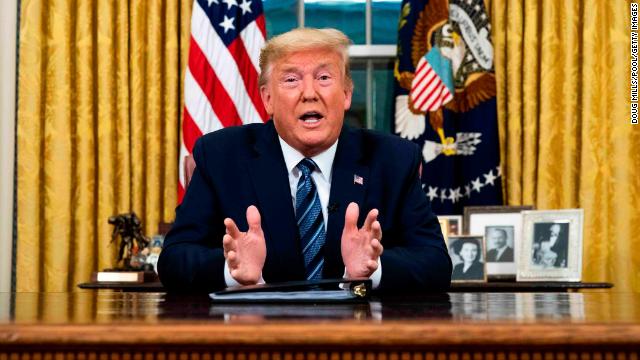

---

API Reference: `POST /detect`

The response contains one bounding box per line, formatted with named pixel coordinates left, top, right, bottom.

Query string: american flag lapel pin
left=353, top=174, right=364, bottom=185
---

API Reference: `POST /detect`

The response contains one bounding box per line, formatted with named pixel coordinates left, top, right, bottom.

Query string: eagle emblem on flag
left=395, top=0, right=496, bottom=160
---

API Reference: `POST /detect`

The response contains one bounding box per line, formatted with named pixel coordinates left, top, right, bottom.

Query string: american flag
left=353, top=175, right=364, bottom=185
left=179, top=0, right=269, bottom=202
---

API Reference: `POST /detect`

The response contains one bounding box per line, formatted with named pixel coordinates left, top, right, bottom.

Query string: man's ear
left=343, top=86, right=353, bottom=111
left=260, top=85, right=274, bottom=116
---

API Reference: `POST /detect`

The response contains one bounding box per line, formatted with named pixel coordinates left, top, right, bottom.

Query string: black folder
left=209, top=278, right=372, bottom=303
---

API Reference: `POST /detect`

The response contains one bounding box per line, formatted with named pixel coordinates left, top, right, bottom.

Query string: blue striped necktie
left=295, top=158, right=326, bottom=280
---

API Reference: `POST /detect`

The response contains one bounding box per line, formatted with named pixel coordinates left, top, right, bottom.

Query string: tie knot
left=297, top=158, right=317, bottom=176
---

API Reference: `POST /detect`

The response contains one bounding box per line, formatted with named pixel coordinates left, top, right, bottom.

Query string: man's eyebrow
left=315, top=63, right=338, bottom=72
left=278, top=63, right=337, bottom=74
left=278, top=65, right=301, bottom=74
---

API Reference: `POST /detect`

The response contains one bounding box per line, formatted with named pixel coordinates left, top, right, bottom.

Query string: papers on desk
left=209, top=278, right=372, bottom=303
left=211, top=290, right=355, bottom=301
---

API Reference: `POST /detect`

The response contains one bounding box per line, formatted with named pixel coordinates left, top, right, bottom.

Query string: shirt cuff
left=370, top=257, right=382, bottom=289
left=224, top=260, right=265, bottom=287
left=342, top=257, right=382, bottom=289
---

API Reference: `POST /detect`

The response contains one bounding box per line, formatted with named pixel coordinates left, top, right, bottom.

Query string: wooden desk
left=77, top=281, right=614, bottom=292
left=1, top=292, right=639, bottom=360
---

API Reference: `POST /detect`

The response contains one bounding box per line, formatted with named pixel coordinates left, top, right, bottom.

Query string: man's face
left=260, top=48, right=353, bottom=157
left=489, top=230, right=507, bottom=249
left=550, top=224, right=561, bottom=237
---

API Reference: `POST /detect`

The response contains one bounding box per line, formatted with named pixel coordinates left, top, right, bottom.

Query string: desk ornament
left=91, top=213, right=157, bottom=283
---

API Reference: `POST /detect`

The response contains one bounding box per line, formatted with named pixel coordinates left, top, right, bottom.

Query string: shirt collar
left=278, top=136, right=338, bottom=181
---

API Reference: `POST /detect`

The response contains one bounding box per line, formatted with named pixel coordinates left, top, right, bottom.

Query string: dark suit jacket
left=486, top=246, right=514, bottom=262
left=158, top=121, right=452, bottom=293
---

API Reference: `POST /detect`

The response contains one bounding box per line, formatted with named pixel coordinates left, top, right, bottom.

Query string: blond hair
left=258, top=28, right=352, bottom=89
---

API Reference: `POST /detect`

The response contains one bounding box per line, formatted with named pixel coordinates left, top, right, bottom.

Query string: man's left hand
left=340, top=202, right=383, bottom=278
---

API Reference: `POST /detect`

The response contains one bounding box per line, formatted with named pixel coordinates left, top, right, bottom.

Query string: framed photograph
left=437, top=215, right=462, bottom=242
left=464, top=206, right=533, bottom=279
left=517, top=209, right=584, bottom=282
left=463, top=206, right=534, bottom=234
left=447, top=235, right=487, bottom=282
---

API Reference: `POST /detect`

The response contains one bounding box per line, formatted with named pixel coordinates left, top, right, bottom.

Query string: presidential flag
left=179, top=0, right=268, bottom=202
left=393, top=0, right=502, bottom=214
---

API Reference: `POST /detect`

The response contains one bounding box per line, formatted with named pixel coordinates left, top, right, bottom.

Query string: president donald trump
left=158, top=28, right=452, bottom=293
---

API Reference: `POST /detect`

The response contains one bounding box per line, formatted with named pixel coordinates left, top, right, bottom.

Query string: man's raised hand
left=222, top=205, right=266, bottom=285
left=340, top=202, right=383, bottom=278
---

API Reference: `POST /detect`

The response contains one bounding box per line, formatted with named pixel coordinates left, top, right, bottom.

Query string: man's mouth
left=299, top=111, right=324, bottom=123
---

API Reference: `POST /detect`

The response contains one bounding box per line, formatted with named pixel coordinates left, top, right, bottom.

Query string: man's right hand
left=222, top=205, right=266, bottom=285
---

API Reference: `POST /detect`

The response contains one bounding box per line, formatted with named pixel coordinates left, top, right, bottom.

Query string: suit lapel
left=324, top=127, right=369, bottom=278
left=248, top=122, right=305, bottom=281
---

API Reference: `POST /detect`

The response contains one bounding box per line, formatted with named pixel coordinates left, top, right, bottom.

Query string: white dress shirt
left=224, top=136, right=381, bottom=288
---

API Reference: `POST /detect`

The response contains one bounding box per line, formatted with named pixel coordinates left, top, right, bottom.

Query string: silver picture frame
left=517, top=209, right=584, bottom=282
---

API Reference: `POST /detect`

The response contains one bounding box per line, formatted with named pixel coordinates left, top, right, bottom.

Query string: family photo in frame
left=464, top=206, right=533, bottom=279
left=447, top=235, right=487, bottom=282
left=517, top=209, right=584, bottom=282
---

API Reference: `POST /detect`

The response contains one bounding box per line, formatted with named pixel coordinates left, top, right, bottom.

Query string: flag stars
left=222, top=0, right=238, bottom=9
left=219, top=15, right=235, bottom=33
left=449, top=187, right=462, bottom=203
left=207, top=0, right=219, bottom=6
left=440, top=189, right=448, bottom=202
left=427, top=186, right=439, bottom=201
left=471, top=177, right=484, bottom=192
left=425, top=168, right=502, bottom=204
left=484, top=170, right=497, bottom=186
left=239, top=0, right=252, bottom=14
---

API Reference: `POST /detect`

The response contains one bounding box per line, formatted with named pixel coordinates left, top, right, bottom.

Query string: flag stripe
left=227, top=37, right=269, bottom=122
left=182, top=109, right=204, bottom=153
left=428, top=84, right=451, bottom=111
left=410, top=58, right=429, bottom=92
left=413, top=69, right=438, bottom=107
left=415, top=75, right=440, bottom=110
left=412, top=68, right=436, bottom=100
left=421, top=83, right=445, bottom=111
left=184, top=68, right=223, bottom=134
left=255, top=14, right=267, bottom=39
left=188, top=36, right=243, bottom=128
left=239, top=17, right=266, bottom=75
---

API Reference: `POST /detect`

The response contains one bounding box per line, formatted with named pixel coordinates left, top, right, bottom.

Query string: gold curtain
left=16, top=1, right=193, bottom=292
left=491, top=0, right=640, bottom=291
